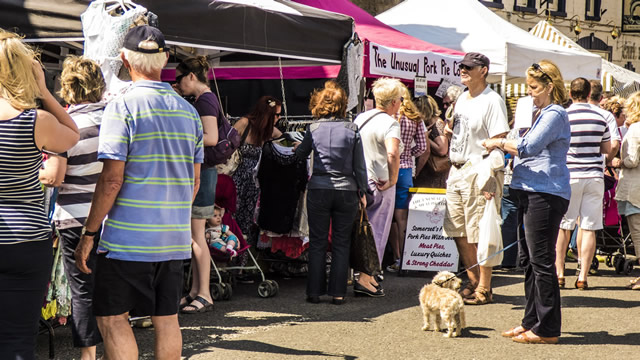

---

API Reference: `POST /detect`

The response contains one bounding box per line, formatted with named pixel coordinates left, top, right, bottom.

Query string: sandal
left=464, top=286, right=492, bottom=305
left=180, top=296, right=214, bottom=314
left=512, top=331, right=559, bottom=344
left=460, top=282, right=476, bottom=299
left=179, top=294, right=194, bottom=309
left=626, top=277, right=640, bottom=289
left=502, top=326, right=528, bottom=338
left=557, top=277, right=565, bottom=289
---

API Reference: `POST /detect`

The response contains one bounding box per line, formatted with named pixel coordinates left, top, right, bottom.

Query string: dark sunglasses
left=459, top=64, right=476, bottom=71
left=531, top=63, right=552, bottom=81
left=175, top=72, right=189, bottom=83
left=443, top=101, right=453, bottom=107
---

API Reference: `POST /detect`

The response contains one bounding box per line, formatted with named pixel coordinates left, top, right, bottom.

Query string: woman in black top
left=295, top=81, right=367, bottom=304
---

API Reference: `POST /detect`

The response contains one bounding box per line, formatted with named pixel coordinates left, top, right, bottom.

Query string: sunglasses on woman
left=175, top=72, right=190, bottom=83
left=531, top=63, right=552, bottom=81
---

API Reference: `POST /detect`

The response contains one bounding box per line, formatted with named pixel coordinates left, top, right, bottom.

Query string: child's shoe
left=226, top=248, right=237, bottom=259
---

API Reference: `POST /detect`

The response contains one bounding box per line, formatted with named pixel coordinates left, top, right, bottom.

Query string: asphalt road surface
left=37, top=261, right=640, bottom=359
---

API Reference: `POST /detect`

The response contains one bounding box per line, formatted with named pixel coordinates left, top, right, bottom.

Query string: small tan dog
left=418, top=271, right=466, bottom=338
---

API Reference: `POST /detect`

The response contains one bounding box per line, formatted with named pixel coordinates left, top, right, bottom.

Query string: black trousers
left=0, top=238, right=52, bottom=360
left=306, top=189, right=359, bottom=298
left=59, top=227, right=102, bottom=348
left=513, top=189, right=569, bottom=337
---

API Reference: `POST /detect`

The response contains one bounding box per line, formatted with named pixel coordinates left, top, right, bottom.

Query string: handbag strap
left=358, top=110, right=385, bottom=131
left=240, top=123, right=250, bottom=146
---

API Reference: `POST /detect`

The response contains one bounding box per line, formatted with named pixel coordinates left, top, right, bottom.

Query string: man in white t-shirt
left=444, top=52, right=509, bottom=305
left=353, top=77, right=403, bottom=297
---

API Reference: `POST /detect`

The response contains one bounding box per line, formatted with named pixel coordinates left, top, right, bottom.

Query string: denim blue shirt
left=510, top=104, right=571, bottom=200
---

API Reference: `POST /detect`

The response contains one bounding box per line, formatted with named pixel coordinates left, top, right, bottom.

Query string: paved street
left=37, top=261, right=640, bottom=360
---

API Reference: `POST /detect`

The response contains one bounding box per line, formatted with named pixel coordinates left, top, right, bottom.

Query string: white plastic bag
left=477, top=197, right=504, bottom=267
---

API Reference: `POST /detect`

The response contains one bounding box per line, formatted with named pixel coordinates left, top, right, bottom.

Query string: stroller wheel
left=615, top=254, right=625, bottom=274
left=266, top=280, right=279, bottom=296
left=258, top=281, right=273, bottom=298
left=211, top=283, right=223, bottom=301
left=606, top=255, right=613, bottom=268
left=589, top=256, right=599, bottom=275
left=221, top=283, right=233, bottom=300
left=624, top=260, right=635, bottom=275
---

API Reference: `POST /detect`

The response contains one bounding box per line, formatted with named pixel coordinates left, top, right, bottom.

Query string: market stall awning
left=293, top=0, right=464, bottom=83
left=0, top=0, right=354, bottom=64
left=376, top=0, right=602, bottom=83
left=530, top=20, right=640, bottom=96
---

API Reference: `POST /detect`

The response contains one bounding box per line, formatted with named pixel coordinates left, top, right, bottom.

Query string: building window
left=514, top=0, right=536, bottom=13
left=585, top=0, right=601, bottom=21
left=544, top=0, right=567, bottom=17
left=480, top=0, right=503, bottom=9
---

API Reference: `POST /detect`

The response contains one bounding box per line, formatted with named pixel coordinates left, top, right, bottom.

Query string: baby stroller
left=598, top=168, right=635, bottom=275
left=207, top=229, right=279, bottom=300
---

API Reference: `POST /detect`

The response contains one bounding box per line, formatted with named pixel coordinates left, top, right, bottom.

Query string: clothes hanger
left=105, top=0, right=135, bottom=13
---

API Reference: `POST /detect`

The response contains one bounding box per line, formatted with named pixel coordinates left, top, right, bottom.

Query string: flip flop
left=180, top=296, right=214, bottom=314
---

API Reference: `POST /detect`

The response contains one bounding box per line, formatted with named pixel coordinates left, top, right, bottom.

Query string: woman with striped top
left=0, top=29, right=79, bottom=360
left=40, top=56, right=106, bottom=360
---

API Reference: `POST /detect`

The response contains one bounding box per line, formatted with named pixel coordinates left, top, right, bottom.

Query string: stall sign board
left=414, top=76, right=427, bottom=96
left=401, top=190, right=459, bottom=272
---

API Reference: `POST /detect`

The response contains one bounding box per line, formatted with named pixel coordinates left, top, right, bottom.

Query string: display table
left=400, top=188, right=459, bottom=272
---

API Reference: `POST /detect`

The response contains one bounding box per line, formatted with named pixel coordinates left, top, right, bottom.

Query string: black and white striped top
left=0, top=109, right=50, bottom=245
left=566, top=103, right=611, bottom=179
left=53, top=103, right=104, bottom=229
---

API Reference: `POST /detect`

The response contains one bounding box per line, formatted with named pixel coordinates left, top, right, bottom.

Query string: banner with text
left=401, top=193, right=459, bottom=272
left=367, top=42, right=464, bottom=83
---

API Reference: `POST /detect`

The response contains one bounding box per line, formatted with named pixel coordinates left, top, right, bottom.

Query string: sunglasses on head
left=531, top=63, right=552, bottom=81
left=175, top=72, right=189, bottom=83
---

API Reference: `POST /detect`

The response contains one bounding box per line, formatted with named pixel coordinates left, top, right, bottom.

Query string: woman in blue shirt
left=483, top=60, right=570, bottom=345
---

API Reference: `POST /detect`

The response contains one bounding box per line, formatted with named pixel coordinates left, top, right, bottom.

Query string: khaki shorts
left=559, top=177, right=604, bottom=231
left=442, top=166, right=503, bottom=243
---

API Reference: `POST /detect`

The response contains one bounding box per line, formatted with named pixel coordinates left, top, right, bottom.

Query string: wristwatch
left=81, top=226, right=98, bottom=237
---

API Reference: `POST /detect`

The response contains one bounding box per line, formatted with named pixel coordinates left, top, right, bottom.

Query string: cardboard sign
left=414, top=76, right=427, bottom=97
left=368, top=42, right=463, bottom=82
left=401, top=192, right=459, bottom=272
left=435, top=78, right=457, bottom=98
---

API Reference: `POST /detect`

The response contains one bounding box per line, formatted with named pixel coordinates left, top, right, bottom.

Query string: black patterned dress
left=232, top=144, right=263, bottom=234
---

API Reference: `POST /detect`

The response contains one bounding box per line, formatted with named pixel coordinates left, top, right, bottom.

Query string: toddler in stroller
left=206, top=206, right=239, bottom=258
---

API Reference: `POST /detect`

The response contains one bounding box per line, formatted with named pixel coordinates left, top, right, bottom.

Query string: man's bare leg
left=96, top=313, right=138, bottom=360
left=151, top=314, right=182, bottom=360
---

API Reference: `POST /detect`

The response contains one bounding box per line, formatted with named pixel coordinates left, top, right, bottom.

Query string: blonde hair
left=399, top=85, right=422, bottom=123
left=309, top=80, right=347, bottom=119
left=59, top=56, right=105, bottom=105
left=122, top=40, right=167, bottom=74
left=603, top=95, right=625, bottom=119
left=372, top=77, right=403, bottom=109
left=0, top=28, right=41, bottom=109
left=526, top=60, right=567, bottom=106
left=624, top=92, right=640, bottom=125
left=414, top=95, right=441, bottom=125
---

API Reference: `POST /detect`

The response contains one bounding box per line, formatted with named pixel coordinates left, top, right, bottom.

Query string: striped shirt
left=97, top=81, right=204, bottom=262
left=0, top=109, right=50, bottom=244
left=53, top=103, right=105, bottom=230
left=566, top=103, right=611, bottom=179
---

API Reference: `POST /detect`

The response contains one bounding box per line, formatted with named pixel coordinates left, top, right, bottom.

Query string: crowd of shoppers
left=5, top=17, right=640, bottom=358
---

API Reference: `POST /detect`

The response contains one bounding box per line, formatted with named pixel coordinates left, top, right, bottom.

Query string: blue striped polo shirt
left=566, top=103, right=611, bottom=179
left=97, top=80, right=203, bottom=262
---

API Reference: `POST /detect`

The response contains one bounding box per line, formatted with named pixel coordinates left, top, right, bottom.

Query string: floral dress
left=232, top=143, right=263, bottom=235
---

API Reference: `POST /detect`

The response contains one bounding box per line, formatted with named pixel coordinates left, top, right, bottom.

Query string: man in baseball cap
left=459, top=52, right=490, bottom=71
left=76, top=24, right=202, bottom=359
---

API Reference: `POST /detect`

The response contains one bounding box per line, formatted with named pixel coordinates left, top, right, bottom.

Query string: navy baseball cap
left=460, top=52, right=490, bottom=69
left=123, top=25, right=167, bottom=53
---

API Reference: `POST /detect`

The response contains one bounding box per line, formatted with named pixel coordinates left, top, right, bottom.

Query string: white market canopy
left=530, top=20, right=640, bottom=96
left=376, top=0, right=603, bottom=84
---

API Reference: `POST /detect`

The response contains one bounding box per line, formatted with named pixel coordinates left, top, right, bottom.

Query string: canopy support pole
left=501, top=73, right=506, bottom=100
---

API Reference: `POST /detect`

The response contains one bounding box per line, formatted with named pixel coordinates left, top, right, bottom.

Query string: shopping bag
left=477, top=197, right=503, bottom=267
left=349, top=205, right=380, bottom=275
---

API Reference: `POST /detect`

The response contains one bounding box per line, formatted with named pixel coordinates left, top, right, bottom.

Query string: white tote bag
left=477, top=197, right=504, bottom=267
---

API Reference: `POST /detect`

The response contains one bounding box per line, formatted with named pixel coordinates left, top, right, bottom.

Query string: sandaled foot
left=179, top=294, right=194, bottom=309
left=501, top=325, right=528, bottom=338
left=575, top=279, right=588, bottom=290
left=464, top=286, right=492, bottom=305
left=626, top=277, right=640, bottom=289
left=180, top=296, right=214, bottom=314
left=512, top=330, right=559, bottom=344
left=460, top=282, right=476, bottom=299
left=557, top=277, right=565, bottom=289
